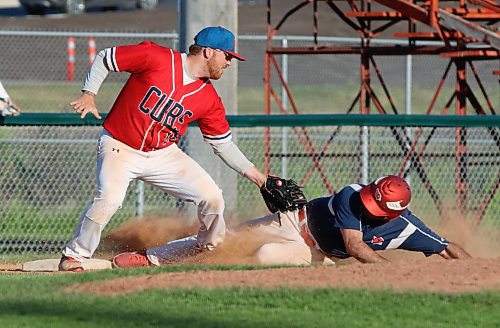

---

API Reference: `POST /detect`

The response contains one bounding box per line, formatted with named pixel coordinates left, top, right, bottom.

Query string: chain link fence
left=0, top=115, right=499, bottom=254
left=0, top=31, right=497, bottom=114
left=0, top=30, right=498, bottom=254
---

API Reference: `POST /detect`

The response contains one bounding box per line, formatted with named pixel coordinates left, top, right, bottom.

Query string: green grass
left=0, top=265, right=499, bottom=328
left=8, top=83, right=123, bottom=113
left=9, top=82, right=492, bottom=115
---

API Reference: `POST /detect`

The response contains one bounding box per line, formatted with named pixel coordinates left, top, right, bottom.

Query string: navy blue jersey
left=306, top=184, right=449, bottom=259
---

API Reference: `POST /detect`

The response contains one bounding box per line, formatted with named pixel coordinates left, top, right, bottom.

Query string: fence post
left=405, top=54, right=413, bottom=185
left=281, top=37, right=289, bottom=178
left=136, top=180, right=144, bottom=218
left=66, top=37, right=75, bottom=82
left=360, top=126, right=369, bottom=184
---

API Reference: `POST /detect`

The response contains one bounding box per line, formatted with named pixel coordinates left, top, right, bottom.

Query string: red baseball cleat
left=112, top=251, right=151, bottom=268
left=59, top=256, right=84, bottom=272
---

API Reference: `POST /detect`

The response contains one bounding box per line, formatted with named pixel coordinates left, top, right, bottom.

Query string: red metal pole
left=455, top=59, right=468, bottom=215
left=360, top=53, right=370, bottom=114
left=429, top=0, right=438, bottom=28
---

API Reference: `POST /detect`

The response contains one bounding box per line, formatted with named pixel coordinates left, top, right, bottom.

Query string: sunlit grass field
left=9, top=82, right=494, bottom=115
left=0, top=264, right=499, bottom=328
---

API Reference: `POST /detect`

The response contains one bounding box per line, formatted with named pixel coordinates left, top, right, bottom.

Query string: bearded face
left=207, top=56, right=224, bottom=80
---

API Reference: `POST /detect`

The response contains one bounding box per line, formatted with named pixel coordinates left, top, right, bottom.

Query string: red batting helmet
left=359, top=175, right=411, bottom=219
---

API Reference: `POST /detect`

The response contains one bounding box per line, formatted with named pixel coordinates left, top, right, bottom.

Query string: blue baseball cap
left=194, top=26, right=245, bottom=61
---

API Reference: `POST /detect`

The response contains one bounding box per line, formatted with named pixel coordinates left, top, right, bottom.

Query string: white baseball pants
left=62, top=131, right=225, bottom=261
left=233, top=211, right=335, bottom=266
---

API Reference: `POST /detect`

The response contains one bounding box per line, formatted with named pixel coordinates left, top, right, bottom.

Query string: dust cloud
left=101, top=216, right=197, bottom=253
left=436, top=211, right=500, bottom=258
left=100, top=216, right=271, bottom=265
left=100, top=212, right=500, bottom=264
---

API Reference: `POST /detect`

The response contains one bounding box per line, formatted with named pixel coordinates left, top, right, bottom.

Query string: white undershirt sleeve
left=210, top=141, right=255, bottom=176
left=0, top=81, right=10, bottom=99
left=82, top=49, right=110, bottom=95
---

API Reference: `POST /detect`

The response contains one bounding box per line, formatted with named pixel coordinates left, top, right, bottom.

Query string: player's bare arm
left=438, top=241, right=472, bottom=259
left=69, top=91, right=102, bottom=120
left=341, top=228, right=389, bottom=263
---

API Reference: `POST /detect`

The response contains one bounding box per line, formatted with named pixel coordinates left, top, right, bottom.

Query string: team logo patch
left=371, top=236, right=384, bottom=245
left=375, top=188, right=382, bottom=201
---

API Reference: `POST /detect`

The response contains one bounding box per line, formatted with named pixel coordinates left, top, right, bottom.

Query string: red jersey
left=102, top=41, right=231, bottom=151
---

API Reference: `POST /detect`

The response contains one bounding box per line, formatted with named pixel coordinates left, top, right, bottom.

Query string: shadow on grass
left=0, top=289, right=289, bottom=328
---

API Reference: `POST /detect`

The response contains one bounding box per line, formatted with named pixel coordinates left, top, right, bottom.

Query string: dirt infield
left=2, top=255, right=500, bottom=294
left=77, top=216, right=500, bottom=295
left=70, top=258, right=500, bottom=295
left=2, top=215, right=499, bottom=295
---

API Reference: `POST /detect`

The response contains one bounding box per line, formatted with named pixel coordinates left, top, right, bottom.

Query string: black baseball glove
left=260, top=175, right=307, bottom=213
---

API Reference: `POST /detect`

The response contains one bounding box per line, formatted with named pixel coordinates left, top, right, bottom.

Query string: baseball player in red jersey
left=59, top=26, right=271, bottom=271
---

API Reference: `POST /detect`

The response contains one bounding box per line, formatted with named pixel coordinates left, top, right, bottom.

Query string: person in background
left=0, top=81, right=21, bottom=117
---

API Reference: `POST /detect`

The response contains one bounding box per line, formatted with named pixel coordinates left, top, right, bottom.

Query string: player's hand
left=260, top=175, right=307, bottom=213
left=0, top=97, right=20, bottom=117
left=69, top=91, right=102, bottom=120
